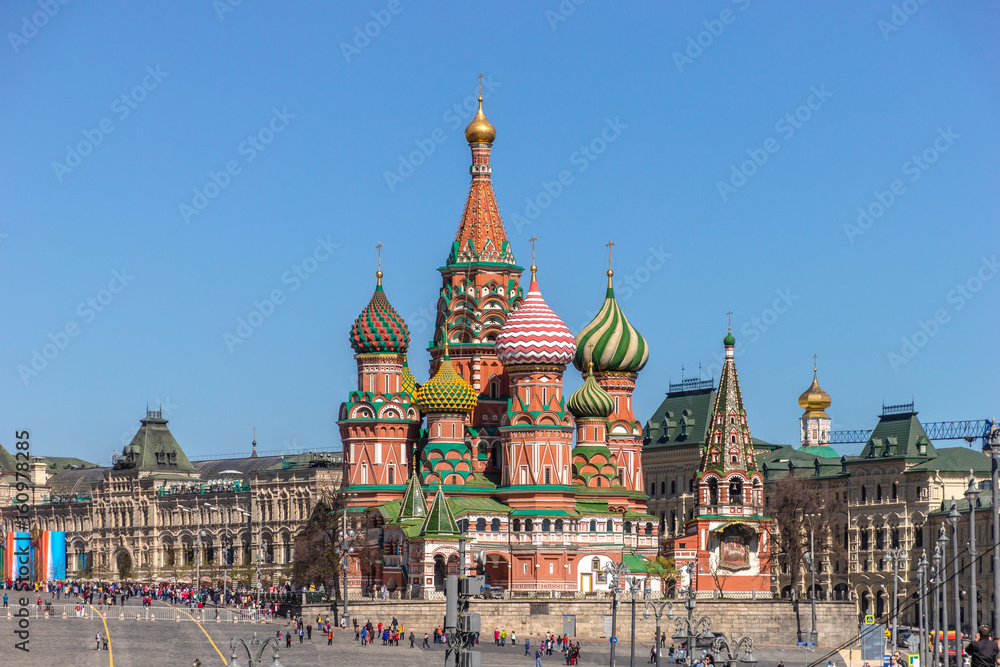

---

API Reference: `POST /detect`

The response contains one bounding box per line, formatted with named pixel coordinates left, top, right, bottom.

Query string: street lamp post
left=674, top=562, right=712, bottom=667
left=947, top=503, right=961, bottom=645
left=985, top=420, right=1000, bottom=635
left=229, top=631, right=284, bottom=667
left=340, top=491, right=357, bottom=629
left=930, top=550, right=940, bottom=667
left=603, top=561, right=631, bottom=667
left=917, top=553, right=928, bottom=667
left=886, top=547, right=908, bottom=651
left=180, top=506, right=202, bottom=596
left=711, top=633, right=757, bottom=667
left=804, top=512, right=821, bottom=645
left=628, top=576, right=642, bottom=667
left=937, top=527, right=951, bottom=667
left=964, top=474, right=979, bottom=634
left=644, top=600, right=675, bottom=667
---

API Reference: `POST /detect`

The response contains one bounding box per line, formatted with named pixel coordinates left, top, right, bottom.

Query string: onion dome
left=573, top=270, right=649, bottom=373
left=798, top=361, right=832, bottom=417
left=464, top=96, right=496, bottom=145
left=495, top=267, right=575, bottom=366
left=400, top=356, right=420, bottom=400
left=416, top=343, right=477, bottom=413
left=350, top=270, right=410, bottom=354
left=568, top=363, right=615, bottom=419
left=724, top=330, right=736, bottom=347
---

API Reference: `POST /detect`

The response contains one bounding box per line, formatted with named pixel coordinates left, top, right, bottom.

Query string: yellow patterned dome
left=416, top=344, right=477, bottom=414
left=400, top=356, right=419, bottom=401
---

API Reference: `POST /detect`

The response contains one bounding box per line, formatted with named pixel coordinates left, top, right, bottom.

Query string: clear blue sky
left=1, top=1, right=997, bottom=464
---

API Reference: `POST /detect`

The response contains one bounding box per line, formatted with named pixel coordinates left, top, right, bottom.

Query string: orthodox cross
left=727, top=311, right=733, bottom=332
left=605, top=240, right=614, bottom=270
left=376, top=242, right=383, bottom=271
left=529, top=235, right=537, bottom=266
left=477, top=72, right=483, bottom=97
left=813, top=353, right=818, bottom=373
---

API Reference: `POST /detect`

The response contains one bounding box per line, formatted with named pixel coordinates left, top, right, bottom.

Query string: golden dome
left=464, top=96, right=496, bottom=145
left=798, top=366, right=832, bottom=417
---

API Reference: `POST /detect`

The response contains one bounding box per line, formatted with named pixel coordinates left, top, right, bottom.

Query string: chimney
left=30, top=457, right=47, bottom=486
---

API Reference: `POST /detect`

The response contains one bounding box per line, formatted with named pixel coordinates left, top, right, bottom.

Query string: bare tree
left=767, top=477, right=846, bottom=599
left=290, top=482, right=364, bottom=599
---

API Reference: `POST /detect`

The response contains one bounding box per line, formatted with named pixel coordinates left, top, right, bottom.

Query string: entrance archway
left=116, top=551, right=134, bottom=580
left=433, top=555, right=446, bottom=592
left=485, top=554, right=510, bottom=589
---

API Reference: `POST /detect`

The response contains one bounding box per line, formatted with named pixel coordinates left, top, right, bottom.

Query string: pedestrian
left=285, top=632, right=291, bottom=648
left=95, top=632, right=101, bottom=650
left=651, top=645, right=658, bottom=663
left=512, top=630, right=517, bottom=647
left=2, top=594, right=7, bottom=607
left=423, top=632, right=430, bottom=649
left=536, top=647, right=543, bottom=667
left=526, top=638, right=531, bottom=655
left=501, top=629, right=507, bottom=646
left=103, top=633, right=108, bottom=651
left=495, top=628, right=500, bottom=645
left=410, top=632, right=415, bottom=648
left=967, top=625, right=999, bottom=667
left=669, top=645, right=675, bottom=663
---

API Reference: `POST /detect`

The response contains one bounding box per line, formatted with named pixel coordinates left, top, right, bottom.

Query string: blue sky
left=1, top=1, right=997, bottom=464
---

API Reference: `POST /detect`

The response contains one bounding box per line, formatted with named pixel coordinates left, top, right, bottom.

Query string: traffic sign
left=864, top=614, right=875, bottom=625
left=797, top=643, right=817, bottom=647
left=610, top=637, right=618, bottom=644
left=908, top=654, right=920, bottom=667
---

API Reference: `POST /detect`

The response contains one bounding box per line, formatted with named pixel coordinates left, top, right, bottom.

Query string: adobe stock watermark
left=843, top=127, right=958, bottom=244
left=51, top=66, right=169, bottom=182
left=223, top=236, right=339, bottom=352
left=716, top=85, right=832, bottom=201
left=178, top=107, right=295, bottom=224
left=878, top=0, right=934, bottom=41
left=887, top=255, right=997, bottom=372
left=17, top=269, right=135, bottom=386
left=545, top=0, right=585, bottom=31
left=384, top=75, right=501, bottom=192
left=213, top=0, right=245, bottom=21
left=509, top=117, right=628, bottom=233
left=340, top=0, right=404, bottom=63
left=7, top=0, right=71, bottom=54
left=576, top=245, right=670, bottom=330
left=702, top=288, right=798, bottom=379
left=673, top=0, right=751, bottom=73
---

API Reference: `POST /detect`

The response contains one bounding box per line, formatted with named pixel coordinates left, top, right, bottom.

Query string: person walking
left=299, top=627, right=305, bottom=644
left=307, top=623, right=312, bottom=640
left=501, top=629, right=507, bottom=647
left=95, top=632, right=101, bottom=650
left=423, top=632, right=430, bottom=649
left=328, top=628, right=334, bottom=645
left=511, top=630, right=516, bottom=647
left=536, top=647, right=543, bottom=667
left=285, top=632, right=291, bottom=648
left=2, top=594, right=7, bottom=608
left=526, top=638, right=531, bottom=655
left=410, top=632, right=415, bottom=648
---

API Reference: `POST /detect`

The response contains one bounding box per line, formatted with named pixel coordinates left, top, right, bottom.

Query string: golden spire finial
left=376, top=242, right=384, bottom=285
left=605, top=240, right=615, bottom=285
left=529, top=235, right=538, bottom=276
left=477, top=72, right=483, bottom=98
left=587, top=360, right=594, bottom=375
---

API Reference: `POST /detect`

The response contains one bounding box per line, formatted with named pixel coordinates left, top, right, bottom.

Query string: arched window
left=525, top=519, right=534, bottom=532
left=891, top=482, right=898, bottom=501
left=491, top=518, right=500, bottom=532
left=708, top=479, right=719, bottom=505
left=476, top=518, right=486, bottom=532
left=861, top=486, right=867, bottom=502
left=592, top=557, right=600, bottom=571
left=606, top=519, right=613, bottom=532
left=671, top=480, right=676, bottom=495
left=876, top=484, right=882, bottom=502
left=513, top=518, right=521, bottom=532
left=729, top=479, right=743, bottom=505
left=387, top=467, right=394, bottom=485
left=542, top=519, right=551, bottom=532
left=624, top=521, right=632, bottom=534
left=555, top=519, right=564, bottom=532
left=589, top=520, right=597, bottom=532
left=645, top=522, right=653, bottom=536
left=596, top=476, right=602, bottom=487
left=660, top=481, right=665, bottom=496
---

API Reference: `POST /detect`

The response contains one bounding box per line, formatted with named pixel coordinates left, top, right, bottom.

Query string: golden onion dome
left=798, top=366, right=832, bottom=416
left=464, top=96, right=496, bottom=145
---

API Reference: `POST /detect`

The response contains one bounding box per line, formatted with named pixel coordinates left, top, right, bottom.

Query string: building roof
left=857, top=408, right=936, bottom=461
left=350, top=271, right=410, bottom=355
left=906, top=446, right=991, bottom=474
left=396, top=474, right=428, bottom=521
left=573, top=271, right=648, bottom=374
left=800, top=444, right=840, bottom=459
left=420, top=487, right=460, bottom=538
left=758, top=445, right=847, bottom=482
left=115, top=411, right=197, bottom=474
left=643, top=385, right=716, bottom=449
left=495, top=272, right=576, bottom=367
left=46, top=467, right=106, bottom=494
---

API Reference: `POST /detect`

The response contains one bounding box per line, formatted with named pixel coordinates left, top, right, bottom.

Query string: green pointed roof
left=421, top=486, right=460, bottom=538
left=699, top=337, right=758, bottom=477
left=397, top=473, right=428, bottom=521
left=115, top=411, right=197, bottom=474
left=858, top=407, right=936, bottom=460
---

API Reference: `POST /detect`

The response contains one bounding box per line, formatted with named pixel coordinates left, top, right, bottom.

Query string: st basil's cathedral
left=338, top=95, right=771, bottom=598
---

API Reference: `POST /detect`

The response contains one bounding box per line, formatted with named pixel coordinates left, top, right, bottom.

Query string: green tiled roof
left=858, top=411, right=936, bottom=460
left=116, top=413, right=197, bottom=474
left=759, top=445, right=847, bottom=482
left=421, top=486, right=460, bottom=538
left=397, top=474, right=428, bottom=521
left=575, top=500, right=618, bottom=516
left=622, top=553, right=649, bottom=573
left=800, top=444, right=840, bottom=459
left=643, top=386, right=715, bottom=448
left=906, top=447, right=991, bottom=474
left=447, top=497, right=510, bottom=516
left=509, top=509, right=572, bottom=516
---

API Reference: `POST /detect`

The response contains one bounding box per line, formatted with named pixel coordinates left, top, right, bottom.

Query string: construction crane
left=830, top=418, right=995, bottom=446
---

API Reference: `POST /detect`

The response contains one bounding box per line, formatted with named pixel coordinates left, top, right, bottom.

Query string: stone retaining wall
left=308, top=600, right=855, bottom=648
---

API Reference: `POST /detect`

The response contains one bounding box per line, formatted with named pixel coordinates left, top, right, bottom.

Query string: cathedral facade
left=340, top=97, right=659, bottom=598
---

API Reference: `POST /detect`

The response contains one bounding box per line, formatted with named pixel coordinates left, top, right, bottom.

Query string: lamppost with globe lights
left=340, top=492, right=358, bottom=629
left=885, top=547, right=907, bottom=650
left=229, top=631, right=283, bottom=667
left=711, top=632, right=757, bottom=667
left=626, top=575, right=643, bottom=667
left=803, top=511, right=821, bottom=645
left=644, top=599, right=675, bottom=667
left=673, top=561, right=712, bottom=667
left=946, top=502, right=962, bottom=646
left=984, top=419, right=1000, bottom=635
left=917, top=552, right=928, bottom=667
left=603, top=560, right=631, bottom=667
left=964, top=473, right=979, bottom=633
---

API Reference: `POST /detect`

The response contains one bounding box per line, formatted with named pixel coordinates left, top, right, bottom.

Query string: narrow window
left=545, top=468, right=551, bottom=485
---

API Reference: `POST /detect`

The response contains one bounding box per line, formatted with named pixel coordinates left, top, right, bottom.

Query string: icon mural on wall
left=720, top=531, right=750, bottom=571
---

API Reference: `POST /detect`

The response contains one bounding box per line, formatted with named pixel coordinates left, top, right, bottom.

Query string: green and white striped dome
left=568, top=364, right=615, bottom=419
left=573, top=271, right=649, bottom=373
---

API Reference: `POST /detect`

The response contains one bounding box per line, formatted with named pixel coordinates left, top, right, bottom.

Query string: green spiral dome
left=573, top=272, right=649, bottom=373
left=568, top=365, right=615, bottom=419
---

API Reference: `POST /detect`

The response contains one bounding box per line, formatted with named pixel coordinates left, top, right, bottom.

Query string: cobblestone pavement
left=1, top=592, right=849, bottom=667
